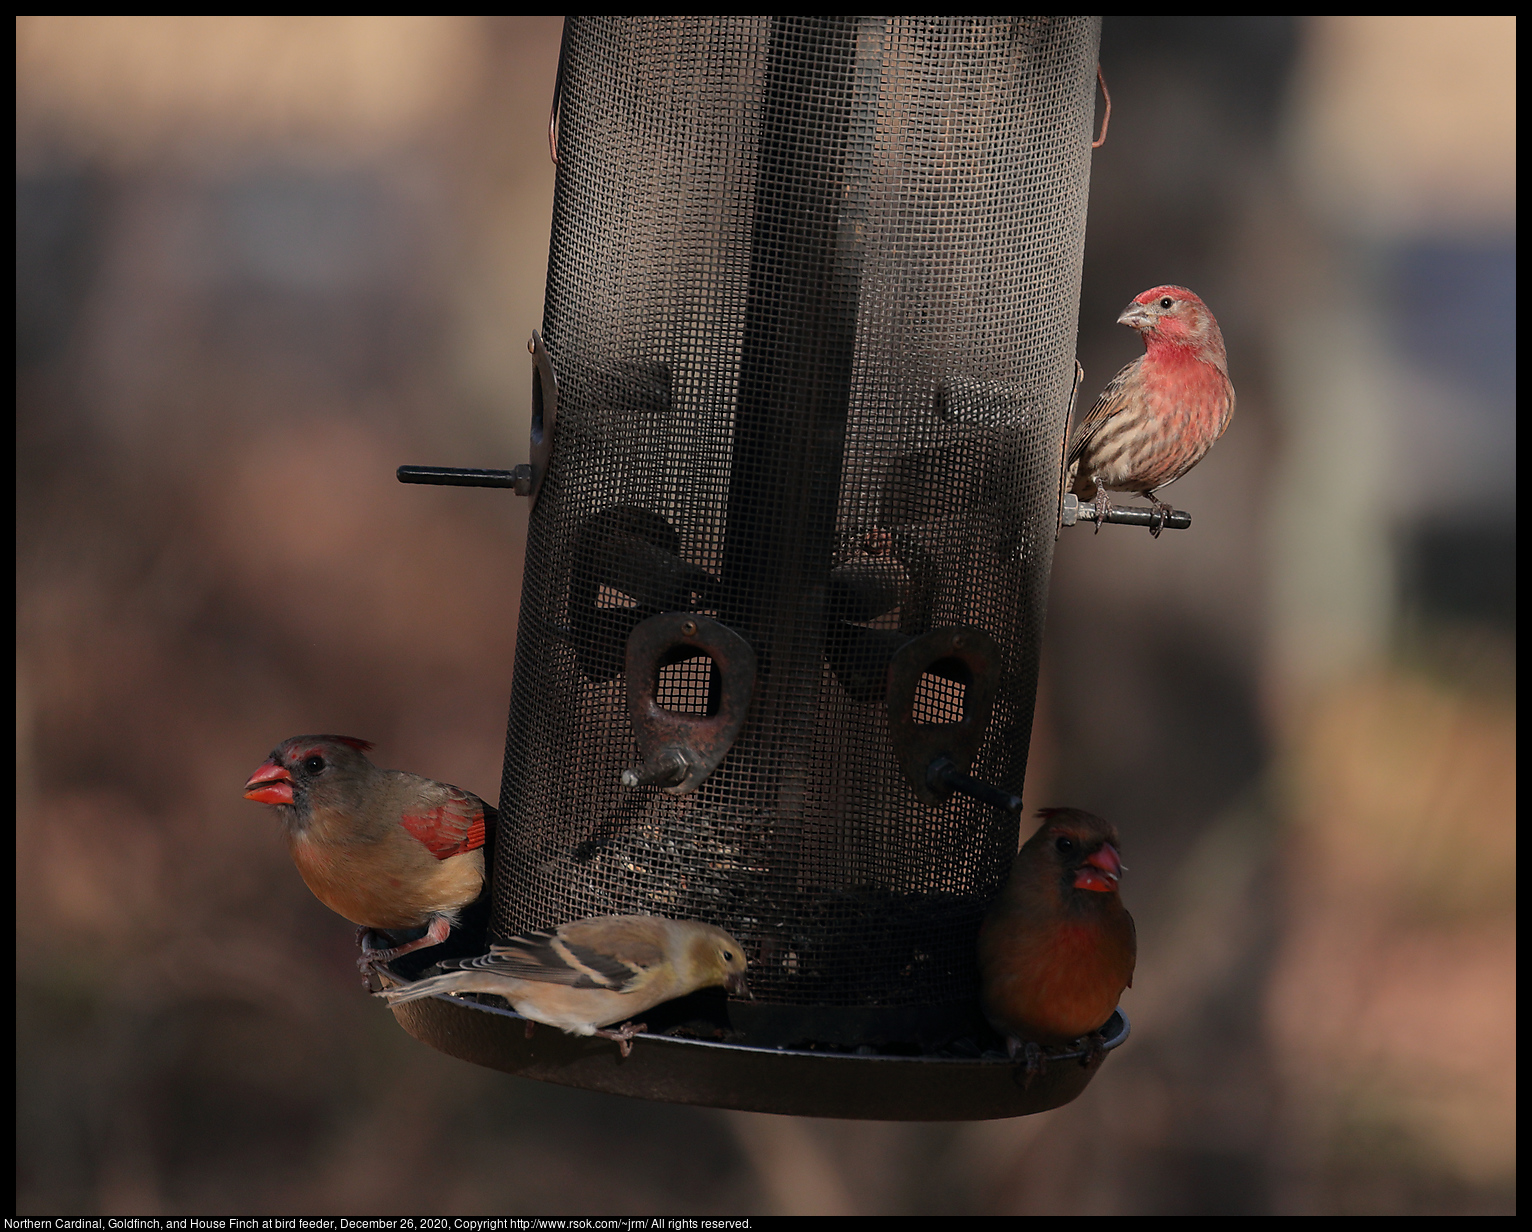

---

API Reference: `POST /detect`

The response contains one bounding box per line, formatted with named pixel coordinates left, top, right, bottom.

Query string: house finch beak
left=1066, top=285, right=1235, bottom=536
left=243, top=735, right=496, bottom=980
left=978, top=808, right=1137, bottom=1081
left=376, top=914, right=751, bottom=1057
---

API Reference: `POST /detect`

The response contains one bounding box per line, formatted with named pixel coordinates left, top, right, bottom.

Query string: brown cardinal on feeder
left=1066, top=285, right=1234, bottom=536
left=978, top=807, right=1136, bottom=1077
left=242, top=735, right=495, bottom=975
left=376, top=914, right=750, bottom=1057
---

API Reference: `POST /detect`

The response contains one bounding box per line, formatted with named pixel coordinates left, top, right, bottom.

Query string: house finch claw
left=1092, top=487, right=1111, bottom=533
left=1143, top=488, right=1174, bottom=538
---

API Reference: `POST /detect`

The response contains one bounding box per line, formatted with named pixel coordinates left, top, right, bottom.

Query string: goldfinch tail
left=372, top=969, right=472, bottom=1006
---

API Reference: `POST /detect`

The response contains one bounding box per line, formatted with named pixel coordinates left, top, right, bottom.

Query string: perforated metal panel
left=496, top=16, right=1100, bottom=1044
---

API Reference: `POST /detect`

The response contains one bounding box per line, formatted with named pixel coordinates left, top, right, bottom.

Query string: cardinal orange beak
left=243, top=759, right=294, bottom=805
left=1073, top=842, right=1123, bottom=892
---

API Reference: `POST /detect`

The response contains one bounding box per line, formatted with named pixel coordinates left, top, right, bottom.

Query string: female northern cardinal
left=978, top=808, right=1136, bottom=1070
left=1067, top=285, right=1235, bottom=536
left=243, top=735, right=496, bottom=973
left=377, top=914, right=750, bottom=1056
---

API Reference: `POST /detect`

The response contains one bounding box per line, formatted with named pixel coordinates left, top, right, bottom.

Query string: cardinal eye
left=1159, top=296, right=1173, bottom=309
left=304, top=755, right=326, bottom=773
left=1055, top=836, right=1076, bottom=854
left=723, top=951, right=735, bottom=963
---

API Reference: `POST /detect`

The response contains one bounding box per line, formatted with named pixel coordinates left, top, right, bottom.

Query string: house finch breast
left=242, top=735, right=496, bottom=976
left=1066, top=285, right=1234, bottom=536
left=978, top=808, right=1136, bottom=1076
left=377, top=914, right=750, bottom=1056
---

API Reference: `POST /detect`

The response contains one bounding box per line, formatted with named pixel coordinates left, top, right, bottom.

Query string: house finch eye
left=1158, top=297, right=1172, bottom=308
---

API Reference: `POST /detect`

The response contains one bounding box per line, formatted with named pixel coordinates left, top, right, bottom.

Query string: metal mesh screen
left=496, top=16, right=1100, bottom=1037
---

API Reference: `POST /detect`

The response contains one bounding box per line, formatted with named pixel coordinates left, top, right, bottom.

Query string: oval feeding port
left=623, top=613, right=757, bottom=794
left=887, top=628, right=1005, bottom=807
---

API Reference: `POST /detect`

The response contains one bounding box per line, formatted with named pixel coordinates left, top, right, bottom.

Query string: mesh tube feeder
left=393, top=15, right=1125, bottom=1119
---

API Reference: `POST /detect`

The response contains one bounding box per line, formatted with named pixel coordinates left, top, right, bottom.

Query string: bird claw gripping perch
left=355, top=916, right=452, bottom=973
left=1007, top=1039, right=1047, bottom=1090
left=1061, top=493, right=1191, bottom=533
left=595, top=1021, right=648, bottom=1058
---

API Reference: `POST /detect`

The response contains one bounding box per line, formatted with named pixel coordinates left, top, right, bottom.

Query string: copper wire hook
left=1092, top=63, right=1111, bottom=149
left=548, top=19, right=569, bottom=165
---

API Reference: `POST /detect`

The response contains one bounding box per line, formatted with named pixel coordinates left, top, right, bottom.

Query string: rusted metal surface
left=886, top=626, right=1004, bottom=807
left=624, top=612, right=757, bottom=795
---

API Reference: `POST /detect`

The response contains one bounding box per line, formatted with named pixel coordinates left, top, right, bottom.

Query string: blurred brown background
left=16, top=16, right=1514, bottom=1215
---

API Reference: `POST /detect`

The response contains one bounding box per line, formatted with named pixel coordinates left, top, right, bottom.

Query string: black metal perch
left=1061, top=492, right=1192, bottom=531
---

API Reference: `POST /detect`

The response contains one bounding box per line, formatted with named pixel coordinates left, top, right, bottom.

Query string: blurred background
left=16, top=16, right=1513, bottom=1215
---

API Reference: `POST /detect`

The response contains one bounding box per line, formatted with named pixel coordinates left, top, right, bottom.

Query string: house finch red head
left=978, top=808, right=1136, bottom=1071
left=377, top=914, right=750, bottom=1057
left=1066, top=285, right=1235, bottom=536
left=242, top=735, right=496, bottom=974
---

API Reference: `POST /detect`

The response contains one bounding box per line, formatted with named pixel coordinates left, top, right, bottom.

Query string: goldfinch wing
left=439, top=918, right=669, bottom=992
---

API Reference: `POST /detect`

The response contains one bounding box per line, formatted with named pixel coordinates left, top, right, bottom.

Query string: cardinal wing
left=397, top=778, right=495, bottom=861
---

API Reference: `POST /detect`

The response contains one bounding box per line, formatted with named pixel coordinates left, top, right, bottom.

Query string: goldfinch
left=378, top=914, right=749, bottom=1055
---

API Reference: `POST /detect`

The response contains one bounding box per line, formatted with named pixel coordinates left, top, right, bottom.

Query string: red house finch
left=242, top=735, right=496, bottom=974
left=1066, top=285, right=1235, bottom=536
left=978, top=808, right=1136, bottom=1074
left=377, top=915, right=750, bottom=1056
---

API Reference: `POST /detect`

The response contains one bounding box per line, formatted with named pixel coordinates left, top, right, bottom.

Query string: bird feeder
left=394, top=15, right=1126, bottom=1119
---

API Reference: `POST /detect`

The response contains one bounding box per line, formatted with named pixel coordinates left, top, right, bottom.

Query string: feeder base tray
left=389, top=994, right=1129, bottom=1120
